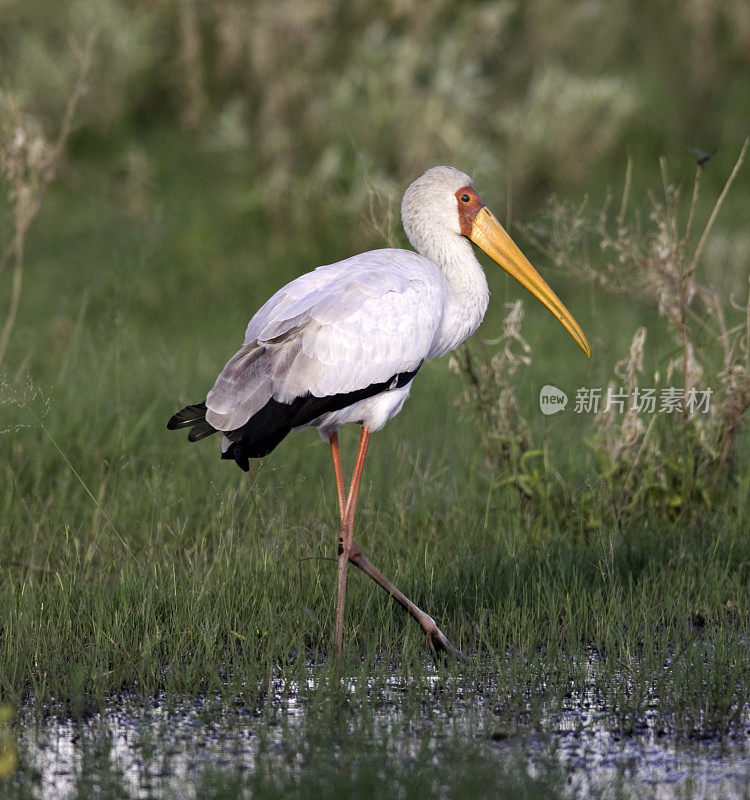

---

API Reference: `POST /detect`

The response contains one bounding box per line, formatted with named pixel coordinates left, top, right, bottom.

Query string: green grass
left=1, top=133, right=748, bottom=731
left=0, top=129, right=747, bottom=800
left=1, top=4, right=748, bottom=794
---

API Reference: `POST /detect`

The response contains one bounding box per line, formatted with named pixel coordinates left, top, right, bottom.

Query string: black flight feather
left=168, top=364, right=421, bottom=471
left=167, top=403, right=209, bottom=429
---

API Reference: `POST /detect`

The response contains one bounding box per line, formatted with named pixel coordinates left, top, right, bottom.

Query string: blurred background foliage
left=2, top=0, right=749, bottom=230
left=0, top=0, right=748, bottom=513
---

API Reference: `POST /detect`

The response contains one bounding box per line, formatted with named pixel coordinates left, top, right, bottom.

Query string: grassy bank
left=0, top=130, right=747, bottom=734
left=0, top=6, right=748, bottom=798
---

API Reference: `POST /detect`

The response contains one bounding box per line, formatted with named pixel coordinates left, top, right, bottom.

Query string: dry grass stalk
left=527, top=139, right=749, bottom=504
left=0, top=31, right=96, bottom=368
left=712, top=281, right=750, bottom=486
left=177, top=0, right=207, bottom=134
left=450, top=300, right=531, bottom=471
left=363, top=173, right=399, bottom=249
left=595, top=326, right=648, bottom=466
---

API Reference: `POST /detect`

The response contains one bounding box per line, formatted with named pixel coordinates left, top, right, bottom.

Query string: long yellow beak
left=469, top=206, right=591, bottom=358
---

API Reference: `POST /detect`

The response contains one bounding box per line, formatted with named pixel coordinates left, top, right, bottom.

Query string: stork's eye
left=460, top=193, right=471, bottom=203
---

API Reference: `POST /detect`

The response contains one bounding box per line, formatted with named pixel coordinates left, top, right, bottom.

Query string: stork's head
left=402, top=166, right=591, bottom=358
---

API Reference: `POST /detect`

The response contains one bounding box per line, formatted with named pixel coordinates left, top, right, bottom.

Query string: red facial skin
left=455, top=186, right=485, bottom=237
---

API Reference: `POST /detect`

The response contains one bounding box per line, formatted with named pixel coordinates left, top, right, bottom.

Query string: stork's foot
left=424, top=621, right=463, bottom=663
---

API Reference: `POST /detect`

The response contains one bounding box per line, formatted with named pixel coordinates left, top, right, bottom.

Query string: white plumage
left=207, top=250, right=445, bottom=436
left=170, top=164, right=589, bottom=467
left=168, top=164, right=589, bottom=657
left=199, top=166, right=493, bottom=458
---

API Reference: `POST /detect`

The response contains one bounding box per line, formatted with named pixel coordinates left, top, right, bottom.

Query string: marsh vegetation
left=0, top=1, right=748, bottom=797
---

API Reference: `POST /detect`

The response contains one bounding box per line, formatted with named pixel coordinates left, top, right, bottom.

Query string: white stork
left=168, top=166, right=590, bottom=658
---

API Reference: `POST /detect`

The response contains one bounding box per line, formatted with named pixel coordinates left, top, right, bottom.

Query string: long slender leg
left=329, top=430, right=458, bottom=660
left=342, top=427, right=370, bottom=528
left=332, top=426, right=371, bottom=659
left=348, top=540, right=461, bottom=659
left=329, top=431, right=346, bottom=520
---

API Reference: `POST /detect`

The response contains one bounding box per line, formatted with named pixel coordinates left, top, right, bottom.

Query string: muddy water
left=12, top=674, right=750, bottom=799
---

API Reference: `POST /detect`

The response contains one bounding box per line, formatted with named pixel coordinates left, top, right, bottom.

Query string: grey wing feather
left=205, top=250, right=445, bottom=432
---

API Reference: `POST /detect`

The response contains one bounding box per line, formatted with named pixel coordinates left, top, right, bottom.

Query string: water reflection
left=13, top=671, right=749, bottom=799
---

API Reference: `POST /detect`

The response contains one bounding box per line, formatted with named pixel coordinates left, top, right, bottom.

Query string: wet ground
left=9, top=667, right=748, bottom=800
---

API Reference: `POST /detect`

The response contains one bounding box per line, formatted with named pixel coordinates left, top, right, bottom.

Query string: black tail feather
left=167, top=402, right=208, bottom=429
left=220, top=364, right=422, bottom=461
left=188, top=421, right=218, bottom=442
left=167, top=402, right=218, bottom=441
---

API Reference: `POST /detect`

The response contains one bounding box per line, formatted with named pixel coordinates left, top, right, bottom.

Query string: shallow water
left=9, top=669, right=750, bottom=800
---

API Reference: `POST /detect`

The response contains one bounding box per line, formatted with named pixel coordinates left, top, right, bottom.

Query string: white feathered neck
left=401, top=166, right=490, bottom=355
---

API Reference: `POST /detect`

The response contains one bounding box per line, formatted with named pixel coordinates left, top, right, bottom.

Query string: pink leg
left=329, top=431, right=346, bottom=520
left=328, top=429, right=460, bottom=661
left=348, top=541, right=460, bottom=659
left=331, top=427, right=370, bottom=659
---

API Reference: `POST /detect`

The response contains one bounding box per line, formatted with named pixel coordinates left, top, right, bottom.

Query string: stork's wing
left=204, top=249, right=445, bottom=432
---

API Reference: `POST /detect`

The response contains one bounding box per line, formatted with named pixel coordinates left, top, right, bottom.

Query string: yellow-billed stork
left=168, top=166, right=590, bottom=659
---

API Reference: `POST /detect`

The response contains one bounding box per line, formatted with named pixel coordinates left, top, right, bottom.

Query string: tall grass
left=1, top=0, right=748, bottom=226
left=0, top=2, right=747, bottom=762
left=0, top=31, right=93, bottom=367
left=0, top=188, right=747, bottom=730
left=456, top=143, right=750, bottom=524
